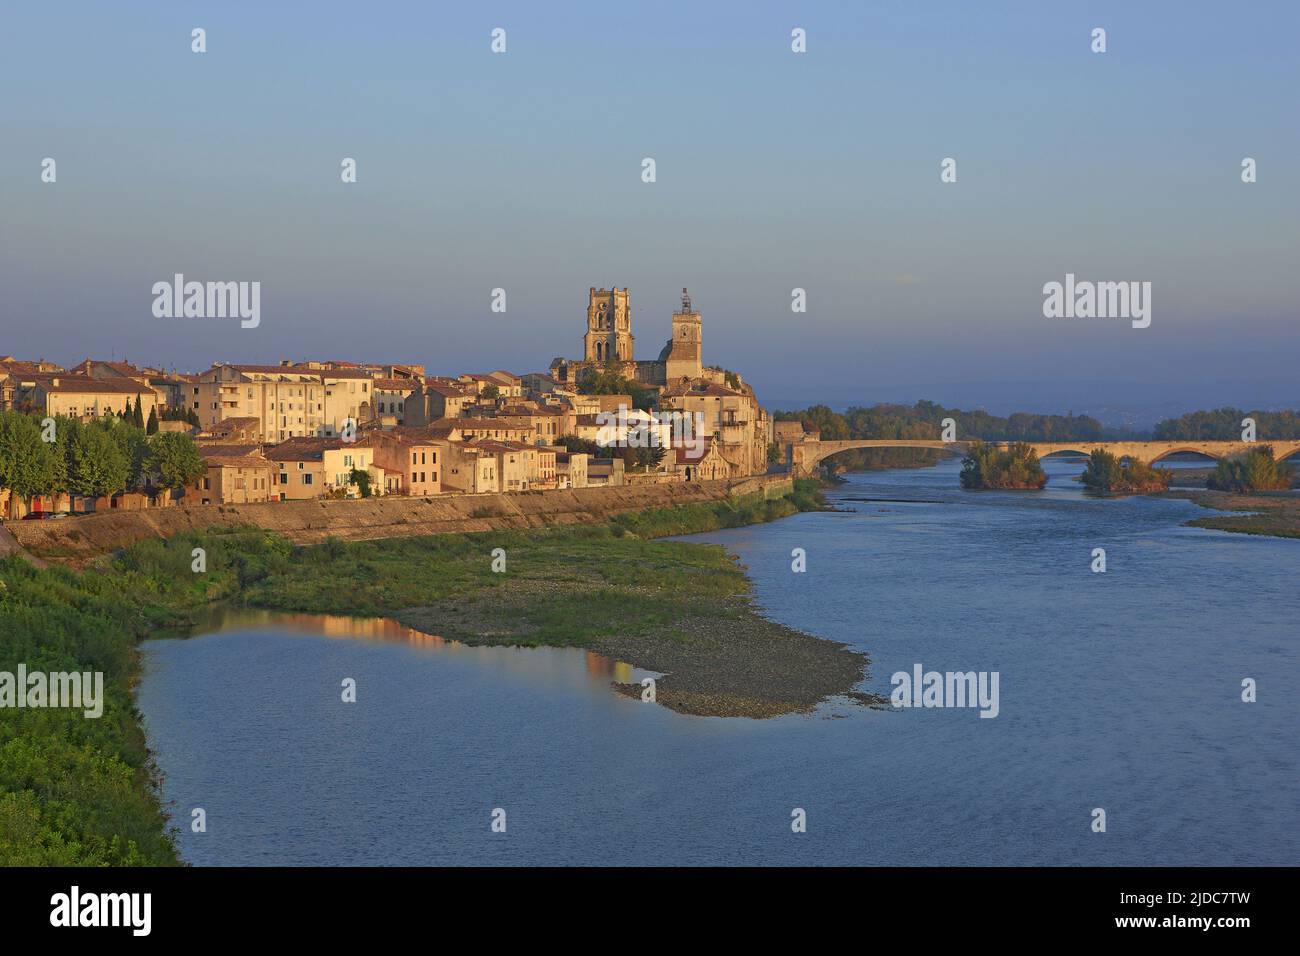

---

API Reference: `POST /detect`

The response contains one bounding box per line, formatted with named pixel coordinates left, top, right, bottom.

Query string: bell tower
left=583, top=287, right=634, bottom=365
left=665, top=287, right=702, bottom=381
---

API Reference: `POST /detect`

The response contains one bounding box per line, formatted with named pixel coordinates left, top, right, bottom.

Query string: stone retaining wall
left=4, top=475, right=794, bottom=565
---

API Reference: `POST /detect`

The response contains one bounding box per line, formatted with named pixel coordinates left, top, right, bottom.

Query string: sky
left=2, top=1, right=1297, bottom=416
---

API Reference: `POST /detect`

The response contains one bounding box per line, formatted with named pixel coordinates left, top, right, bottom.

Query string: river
left=137, top=458, right=1299, bottom=865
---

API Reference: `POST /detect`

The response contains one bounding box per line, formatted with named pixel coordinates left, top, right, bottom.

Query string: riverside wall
left=4, top=475, right=795, bottom=565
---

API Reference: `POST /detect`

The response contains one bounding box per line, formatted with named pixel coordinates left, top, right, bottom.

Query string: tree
left=146, top=406, right=159, bottom=435
left=0, top=411, right=64, bottom=515
left=65, top=422, right=129, bottom=499
left=481, top=384, right=500, bottom=401
left=132, top=396, right=144, bottom=429
left=576, top=363, right=657, bottom=411
left=146, top=431, right=206, bottom=492
left=621, top=445, right=666, bottom=471
left=1081, top=448, right=1170, bottom=494
left=1207, top=446, right=1293, bottom=492
left=349, top=467, right=372, bottom=498
left=960, top=441, right=1046, bottom=489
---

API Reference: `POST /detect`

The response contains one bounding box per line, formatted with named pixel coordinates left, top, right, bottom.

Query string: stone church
left=550, top=287, right=702, bottom=389
left=549, top=287, right=773, bottom=478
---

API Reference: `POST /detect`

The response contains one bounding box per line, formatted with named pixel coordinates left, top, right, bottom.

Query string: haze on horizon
left=2, top=1, right=1297, bottom=421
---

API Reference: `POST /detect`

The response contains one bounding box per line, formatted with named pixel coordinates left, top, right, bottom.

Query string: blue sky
left=2, top=1, right=1297, bottom=413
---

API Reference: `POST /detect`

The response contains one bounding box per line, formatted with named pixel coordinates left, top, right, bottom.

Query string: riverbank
left=0, top=479, right=871, bottom=864
left=1166, top=488, right=1300, bottom=538
left=3, top=477, right=791, bottom=567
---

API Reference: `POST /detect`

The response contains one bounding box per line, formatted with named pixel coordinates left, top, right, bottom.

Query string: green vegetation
left=959, top=441, right=1047, bottom=490
left=1172, top=490, right=1300, bottom=539
left=1080, top=449, right=1172, bottom=494
left=349, top=467, right=373, bottom=498
left=0, top=479, right=828, bottom=864
left=1154, top=407, right=1300, bottom=440
left=1206, top=445, right=1294, bottom=492
left=576, top=362, right=658, bottom=411
left=0, top=410, right=206, bottom=516
left=160, top=406, right=201, bottom=427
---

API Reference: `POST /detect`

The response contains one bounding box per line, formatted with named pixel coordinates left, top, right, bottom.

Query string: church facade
left=550, top=287, right=703, bottom=390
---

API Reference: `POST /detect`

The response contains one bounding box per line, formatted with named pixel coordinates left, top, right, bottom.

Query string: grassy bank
left=1, top=480, right=866, bottom=865
left=1166, top=489, right=1300, bottom=539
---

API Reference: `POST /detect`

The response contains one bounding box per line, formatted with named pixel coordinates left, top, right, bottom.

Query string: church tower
left=664, top=287, right=702, bottom=381
left=583, top=287, right=634, bottom=365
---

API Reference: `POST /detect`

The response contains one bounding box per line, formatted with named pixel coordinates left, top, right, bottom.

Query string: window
left=303, top=474, right=313, bottom=485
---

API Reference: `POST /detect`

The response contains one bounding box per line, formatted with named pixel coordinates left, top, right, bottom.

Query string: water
left=137, top=458, right=1300, bottom=865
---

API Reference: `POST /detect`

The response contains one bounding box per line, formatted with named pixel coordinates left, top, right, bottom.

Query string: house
left=371, top=378, right=420, bottom=425
left=586, top=457, right=625, bottom=487
left=193, top=363, right=375, bottom=442
left=199, top=417, right=262, bottom=443
left=674, top=437, right=731, bottom=482
left=494, top=403, right=568, bottom=445
left=427, top=417, right=533, bottom=443
left=367, top=432, right=443, bottom=496
left=193, top=447, right=278, bottom=505
left=554, top=451, right=589, bottom=488
left=406, top=381, right=472, bottom=424
left=439, top=440, right=500, bottom=494
left=264, top=437, right=330, bottom=499
left=22, top=375, right=159, bottom=422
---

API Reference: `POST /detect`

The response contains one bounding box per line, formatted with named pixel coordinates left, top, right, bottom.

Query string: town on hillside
left=0, top=288, right=778, bottom=517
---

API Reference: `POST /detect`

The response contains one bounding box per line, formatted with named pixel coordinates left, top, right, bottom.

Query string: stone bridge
left=785, top=438, right=1300, bottom=477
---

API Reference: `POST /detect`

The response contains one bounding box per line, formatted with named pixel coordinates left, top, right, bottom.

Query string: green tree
left=146, top=431, right=206, bottom=493
left=481, top=383, right=500, bottom=401
left=146, top=406, right=159, bottom=435
left=66, top=422, right=130, bottom=499
left=349, top=467, right=373, bottom=497
left=576, top=363, right=657, bottom=411
left=0, top=412, right=64, bottom=515
left=1080, top=448, right=1170, bottom=494
left=960, top=441, right=1046, bottom=489
left=1207, top=446, right=1293, bottom=492
left=131, top=396, right=144, bottom=429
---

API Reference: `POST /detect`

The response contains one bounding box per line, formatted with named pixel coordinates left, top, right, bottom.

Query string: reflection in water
left=172, top=606, right=638, bottom=685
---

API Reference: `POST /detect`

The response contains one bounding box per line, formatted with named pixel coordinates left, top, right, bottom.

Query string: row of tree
left=1153, top=408, right=1300, bottom=441
left=0, top=410, right=206, bottom=514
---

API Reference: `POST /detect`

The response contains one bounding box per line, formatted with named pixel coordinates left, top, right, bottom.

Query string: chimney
left=51, top=377, right=59, bottom=387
